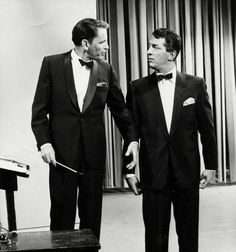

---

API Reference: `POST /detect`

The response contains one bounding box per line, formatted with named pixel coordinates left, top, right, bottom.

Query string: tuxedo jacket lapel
left=64, top=51, right=80, bottom=112
left=149, top=73, right=169, bottom=138
left=82, top=60, right=98, bottom=113
left=64, top=52, right=98, bottom=114
left=170, top=71, right=186, bottom=136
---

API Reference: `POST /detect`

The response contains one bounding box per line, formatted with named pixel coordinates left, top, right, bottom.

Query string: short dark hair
left=152, top=28, right=182, bottom=59
left=72, top=18, right=109, bottom=46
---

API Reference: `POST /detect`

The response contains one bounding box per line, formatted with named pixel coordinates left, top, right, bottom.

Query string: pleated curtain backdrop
left=97, top=0, right=236, bottom=188
left=97, top=0, right=124, bottom=188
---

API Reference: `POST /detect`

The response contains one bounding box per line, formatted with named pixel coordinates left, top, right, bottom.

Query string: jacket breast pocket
left=182, top=104, right=195, bottom=115
left=180, top=104, right=196, bottom=125
left=94, top=86, right=108, bottom=104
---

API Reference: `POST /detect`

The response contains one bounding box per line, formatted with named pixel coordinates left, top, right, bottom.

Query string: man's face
left=147, top=36, right=170, bottom=71
left=87, top=28, right=109, bottom=60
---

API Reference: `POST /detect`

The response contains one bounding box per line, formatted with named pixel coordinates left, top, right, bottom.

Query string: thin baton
left=21, top=145, right=77, bottom=173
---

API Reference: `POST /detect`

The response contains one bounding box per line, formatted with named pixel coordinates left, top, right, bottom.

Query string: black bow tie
left=79, top=59, right=93, bottom=69
left=156, top=73, right=173, bottom=81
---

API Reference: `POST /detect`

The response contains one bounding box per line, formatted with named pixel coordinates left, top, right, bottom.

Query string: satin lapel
left=64, top=51, right=80, bottom=112
left=82, top=60, right=98, bottom=113
left=149, top=73, right=169, bottom=138
left=170, top=72, right=186, bottom=136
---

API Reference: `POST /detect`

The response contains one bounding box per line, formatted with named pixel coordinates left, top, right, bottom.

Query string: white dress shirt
left=71, top=49, right=91, bottom=111
left=41, top=49, right=91, bottom=150
left=157, top=68, right=176, bottom=133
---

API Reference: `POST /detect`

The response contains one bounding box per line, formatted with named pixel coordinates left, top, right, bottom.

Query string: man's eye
left=148, top=44, right=159, bottom=50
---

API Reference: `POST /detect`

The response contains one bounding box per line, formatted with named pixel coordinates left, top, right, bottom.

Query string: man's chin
left=148, top=63, right=156, bottom=69
left=90, top=55, right=105, bottom=61
left=98, top=55, right=106, bottom=61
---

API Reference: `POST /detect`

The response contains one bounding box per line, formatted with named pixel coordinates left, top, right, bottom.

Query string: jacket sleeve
left=106, top=65, right=138, bottom=144
left=31, top=57, right=52, bottom=150
left=196, top=79, right=218, bottom=171
left=122, top=80, right=140, bottom=175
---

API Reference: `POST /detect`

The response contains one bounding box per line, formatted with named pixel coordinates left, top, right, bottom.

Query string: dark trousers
left=143, top=187, right=199, bottom=252
left=49, top=168, right=104, bottom=241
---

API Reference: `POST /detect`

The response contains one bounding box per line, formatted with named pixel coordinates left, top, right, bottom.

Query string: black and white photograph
left=0, top=0, right=236, bottom=251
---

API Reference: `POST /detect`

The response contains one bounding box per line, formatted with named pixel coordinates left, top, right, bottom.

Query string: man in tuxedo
left=31, top=18, right=138, bottom=240
left=124, top=28, right=217, bottom=252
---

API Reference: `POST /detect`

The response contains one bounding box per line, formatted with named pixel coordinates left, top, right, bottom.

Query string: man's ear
left=168, top=51, right=177, bottom=61
left=81, top=39, right=89, bottom=50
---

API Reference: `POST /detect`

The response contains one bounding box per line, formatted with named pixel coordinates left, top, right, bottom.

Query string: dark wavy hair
left=152, top=28, right=182, bottom=59
left=72, top=18, right=109, bottom=46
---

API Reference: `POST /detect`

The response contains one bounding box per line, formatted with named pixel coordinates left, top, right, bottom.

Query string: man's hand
left=40, top=144, right=56, bottom=167
left=199, top=170, right=216, bottom=189
left=125, top=142, right=139, bottom=170
left=125, top=176, right=142, bottom=195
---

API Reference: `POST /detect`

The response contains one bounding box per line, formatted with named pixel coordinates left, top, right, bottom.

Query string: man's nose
left=147, top=47, right=152, bottom=54
left=104, top=43, right=109, bottom=51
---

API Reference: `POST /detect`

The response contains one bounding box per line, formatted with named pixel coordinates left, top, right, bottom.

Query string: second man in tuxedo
left=124, top=28, right=217, bottom=252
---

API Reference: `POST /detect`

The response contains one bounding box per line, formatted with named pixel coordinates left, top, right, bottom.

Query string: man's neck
left=156, top=62, right=176, bottom=74
left=74, top=47, right=90, bottom=61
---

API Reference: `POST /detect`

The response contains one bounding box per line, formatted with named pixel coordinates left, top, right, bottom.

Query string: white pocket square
left=97, top=82, right=108, bottom=87
left=183, top=97, right=195, bottom=106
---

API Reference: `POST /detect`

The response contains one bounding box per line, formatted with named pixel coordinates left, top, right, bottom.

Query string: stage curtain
left=97, top=0, right=236, bottom=187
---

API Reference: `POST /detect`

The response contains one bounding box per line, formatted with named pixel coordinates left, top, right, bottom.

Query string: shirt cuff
left=123, top=173, right=136, bottom=179
left=129, top=141, right=139, bottom=146
left=40, top=143, right=52, bottom=150
left=205, top=169, right=216, bottom=174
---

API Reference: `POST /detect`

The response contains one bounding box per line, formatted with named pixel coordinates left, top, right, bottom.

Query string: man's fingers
left=199, top=179, right=207, bottom=189
left=133, top=182, right=142, bottom=195
left=133, top=188, right=139, bottom=195
left=128, top=182, right=138, bottom=195
left=199, top=171, right=215, bottom=189
left=41, top=151, right=56, bottom=166
left=50, top=155, right=57, bottom=167
left=199, top=177, right=210, bottom=189
left=130, top=183, right=139, bottom=195
left=126, top=177, right=142, bottom=195
left=125, top=142, right=138, bottom=169
left=125, top=152, right=137, bottom=169
left=41, top=154, right=50, bottom=163
left=126, top=160, right=135, bottom=169
left=125, top=149, right=130, bottom=156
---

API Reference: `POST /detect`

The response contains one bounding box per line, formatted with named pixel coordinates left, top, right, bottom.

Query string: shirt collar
left=71, top=49, right=79, bottom=61
left=170, top=67, right=177, bottom=81
left=156, top=67, right=176, bottom=76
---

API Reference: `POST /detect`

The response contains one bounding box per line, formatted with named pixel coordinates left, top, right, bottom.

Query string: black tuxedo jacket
left=125, top=71, right=217, bottom=190
left=32, top=51, right=137, bottom=173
